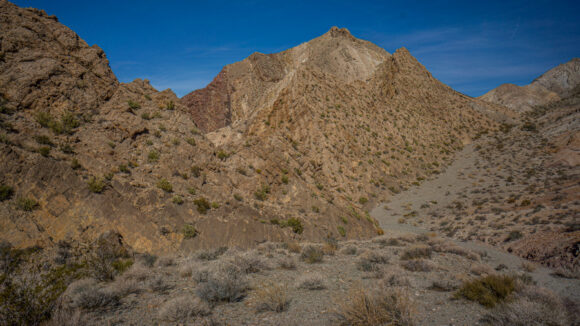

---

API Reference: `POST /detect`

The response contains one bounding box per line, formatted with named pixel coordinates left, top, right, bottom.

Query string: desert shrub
left=87, top=177, right=106, bottom=193
left=157, top=178, right=172, bottom=192
left=481, top=286, right=570, bottom=326
left=216, top=150, right=229, bottom=160
left=400, top=246, right=432, bottom=260
left=505, top=230, right=523, bottom=242
left=228, top=251, right=267, bottom=274
left=210, top=202, right=220, bottom=209
left=254, top=184, right=270, bottom=201
left=340, top=245, right=357, bottom=255
left=285, top=218, right=304, bottom=234
left=195, top=262, right=248, bottom=302
left=191, top=165, right=202, bottom=177
left=16, top=197, right=38, bottom=211
left=127, top=100, right=141, bottom=110
left=148, top=150, right=160, bottom=162
left=158, top=295, right=211, bottom=322
left=357, top=250, right=389, bottom=272
left=286, top=242, right=301, bottom=253
left=250, top=282, right=290, bottom=312
left=281, top=175, right=289, bottom=184
left=520, top=261, right=536, bottom=272
left=401, top=259, right=435, bottom=272
left=172, top=195, right=184, bottom=205
left=334, top=285, right=414, bottom=326
left=278, top=256, right=296, bottom=270
left=38, top=146, right=51, bottom=157
left=382, top=268, right=411, bottom=287
left=194, top=197, right=211, bottom=214
left=296, top=273, right=326, bottom=290
left=146, top=275, right=173, bottom=293
left=0, top=184, right=14, bottom=201
left=233, top=193, right=243, bottom=201
left=197, top=247, right=228, bottom=261
left=186, top=137, right=196, bottom=146
left=71, top=158, right=81, bottom=170
left=358, top=197, right=368, bottom=205
left=300, top=245, right=324, bottom=264
left=64, top=279, right=119, bottom=310
left=430, top=241, right=480, bottom=261
left=111, top=259, right=133, bottom=274
left=454, top=274, right=516, bottom=307
left=166, top=100, right=175, bottom=110
left=552, top=266, right=580, bottom=279
left=470, top=264, right=495, bottom=276
left=337, top=226, right=346, bottom=237
left=182, top=225, right=198, bottom=239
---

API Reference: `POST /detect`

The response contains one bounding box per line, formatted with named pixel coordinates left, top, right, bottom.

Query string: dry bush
left=277, top=256, right=296, bottom=270
left=357, top=250, right=390, bottom=272
left=481, top=286, right=571, bottom=326
left=121, top=263, right=151, bottom=281
left=296, top=273, right=326, bottom=290
left=195, top=262, right=248, bottom=303
left=287, top=242, right=302, bottom=253
left=430, top=240, right=479, bottom=260
left=470, top=264, right=495, bottom=276
left=63, top=279, right=119, bottom=310
left=158, top=295, right=211, bottom=322
left=300, top=245, right=324, bottom=263
left=196, top=247, right=228, bottom=261
left=147, top=274, right=173, bottom=293
left=156, top=256, right=175, bottom=267
left=250, top=282, right=290, bottom=312
left=334, top=285, right=414, bottom=326
left=340, top=245, right=358, bottom=255
left=430, top=280, right=458, bottom=292
left=400, top=246, right=432, bottom=260
left=322, top=242, right=337, bottom=256
left=47, top=305, right=86, bottom=326
left=401, top=259, right=435, bottom=272
left=382, top=268, right=411, bottom=287
left=553, top=266, right=580, bottom=279
left=520, top=261, right=537, bottom=272
left=227, top=251, right=268, bottom=273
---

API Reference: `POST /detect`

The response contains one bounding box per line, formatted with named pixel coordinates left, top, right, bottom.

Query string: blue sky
left=12, top=0, right=580, bottom=97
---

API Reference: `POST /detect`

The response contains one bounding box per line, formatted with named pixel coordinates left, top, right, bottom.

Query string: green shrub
left=128, top=100, right=141, bottom=110
left=118, top=164, right=129, bottom=173
left=166, top=101, right=175, bottom=110
left=359, top=197, right=368, bottom=205
left=182, top=225, right=197, bottom=239
left=186, top=137, right=196, bottom=146
left=188, top=187, right=197, bottom=195
left=157, top=178, right=172, bottom=192
left=172, top=195, right=184, bottom=205
left=38, top=146, right=51, bottom=157
left=217, top=150, right=229, bottom=160
left=71, top=158, right=81, bottom=170
left=35, top=111, right=53, bottom=127
left=191, top=165, right=201, bottom=177
left=148, top=150, right=160, bottom=162
left=211, top=202, right=220, bottom=209
left=141, top=112, right=151, bottom=120
left=233, top=193, right=243, bottom=201
left=281, top=175, right=289, bottom=184
left=254, top=184, right=270, bottom=201
left=285, top=218, right=303, bottom=234
left=16, top=197, right=38, bottom=211
left=505, top=231, right=523, bottom=242
left=87, top=177, right=106, bottom=193
left=454, top=275, right=516, bottom=307
left=0, top=184, right=14, bottom=201
left=34, top=135, right=54, bottom=146
left=337, top=226, right=346, bottom=237
left=111, top=259, right=134, bottom=274
left=194, top=197, right=211, bottom=214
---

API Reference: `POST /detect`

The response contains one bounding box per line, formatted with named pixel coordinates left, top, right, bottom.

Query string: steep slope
left=480, top=58, right=580, bottom=113
left=1, top=3, right=506, bottom=255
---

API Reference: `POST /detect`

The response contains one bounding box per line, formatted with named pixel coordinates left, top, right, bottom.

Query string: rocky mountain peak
left=325, top=26, right=355, bottom=40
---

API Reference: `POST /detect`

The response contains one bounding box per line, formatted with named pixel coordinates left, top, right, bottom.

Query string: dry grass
left=401, top=259, right=435, bottom=272
left=296, top=273, right=326, bottom=290
left=521, top=261, right=537, bottom=272
left=481, top=286, right=571, bottom=326
left=250, top=282, right=290, bottom=313
left=357, top=250, right=390, bottom=272
left=400, top=245, right=432, bottom=260
left=158, top=295, right=211, bottom=322
left=287, top=242, right=302, bottom=253
left=470, top=263, right=495, bottom=276
left=300, top=245, right=324, bottom=264
left=334, top=285, right=414, bottom=326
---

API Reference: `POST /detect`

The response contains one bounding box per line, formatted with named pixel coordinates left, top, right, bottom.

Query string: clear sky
left=11, top=0, right=580, bottom=97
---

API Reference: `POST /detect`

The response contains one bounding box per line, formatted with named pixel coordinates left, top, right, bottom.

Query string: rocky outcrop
left=0, top=0, right=118, bottom=114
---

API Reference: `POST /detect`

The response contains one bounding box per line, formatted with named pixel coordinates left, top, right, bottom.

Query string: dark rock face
left=0, top=0, right=118, bottom=113
left=181, top=70, right=231, bottom=133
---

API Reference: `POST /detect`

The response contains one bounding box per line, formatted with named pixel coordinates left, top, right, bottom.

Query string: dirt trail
left=371, top=144, right=580, bottom=303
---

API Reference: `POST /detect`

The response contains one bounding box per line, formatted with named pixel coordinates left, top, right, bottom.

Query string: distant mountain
left=480, top=58, right=580, bottom=113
